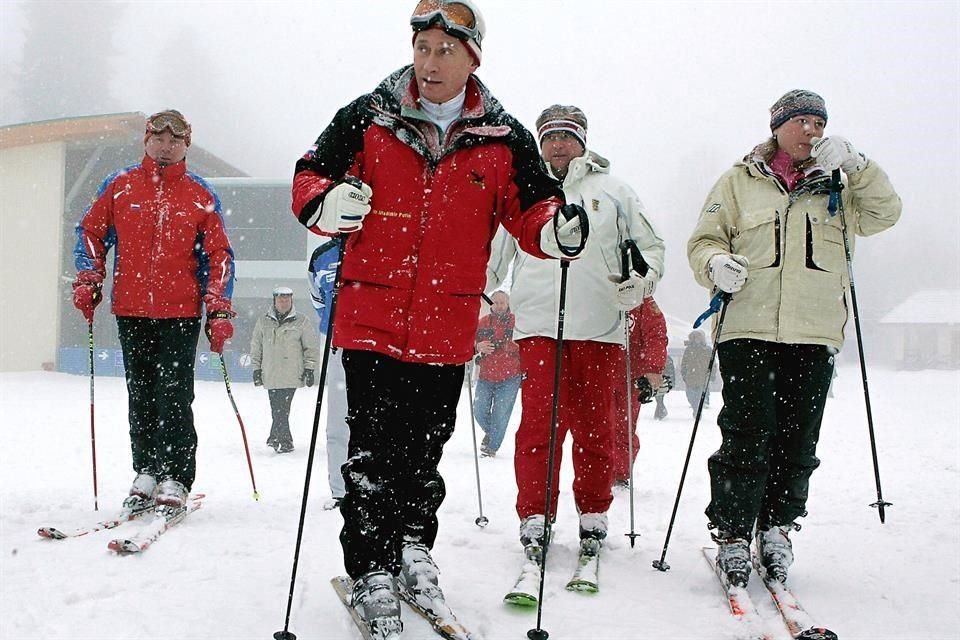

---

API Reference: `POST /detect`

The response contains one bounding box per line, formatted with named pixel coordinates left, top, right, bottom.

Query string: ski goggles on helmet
left=410, top=0, right=481, bottom=46
left=145, top=110, right=191, bottom=138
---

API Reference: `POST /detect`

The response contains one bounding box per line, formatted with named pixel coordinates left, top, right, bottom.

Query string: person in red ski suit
left=73, top=109, right=235, bottom=512
left=611, top=297, right=668, bottom=486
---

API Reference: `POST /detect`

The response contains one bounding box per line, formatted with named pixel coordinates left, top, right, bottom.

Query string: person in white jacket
left=487, top=104, right=665, bottom=558
left=250, top=287, right=320, bottom=453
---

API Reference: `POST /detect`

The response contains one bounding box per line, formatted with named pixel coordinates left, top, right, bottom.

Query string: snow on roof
left=880, top=290, right=960, bottom=325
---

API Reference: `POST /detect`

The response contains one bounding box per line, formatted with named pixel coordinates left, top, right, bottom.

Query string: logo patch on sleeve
left=706, top=203, right=721, bottom=214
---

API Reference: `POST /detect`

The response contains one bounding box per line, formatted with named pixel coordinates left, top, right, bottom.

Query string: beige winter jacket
left=688, top=154, right=901, bottom=349
left=250, top=306, right=320, bottom=390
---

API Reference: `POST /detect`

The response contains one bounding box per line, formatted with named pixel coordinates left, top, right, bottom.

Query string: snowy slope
left=1, top=365, right=958, bottom=639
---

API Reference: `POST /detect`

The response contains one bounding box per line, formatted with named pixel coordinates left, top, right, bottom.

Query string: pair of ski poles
left=83, top=323, right=260, bottom=512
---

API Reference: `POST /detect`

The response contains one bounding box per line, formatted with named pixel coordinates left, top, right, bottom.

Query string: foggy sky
left=2, top=0, right=958, bottom=329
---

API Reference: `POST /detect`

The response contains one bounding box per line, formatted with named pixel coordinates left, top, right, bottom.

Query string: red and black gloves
left=204, top=296, right=235, bottom=354
left=73, top=271, right=104, bottom=323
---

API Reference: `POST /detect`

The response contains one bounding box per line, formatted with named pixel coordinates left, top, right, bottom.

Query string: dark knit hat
left=769, top=90, right=827, bottom=132
left=536, top=105, right=588, bottom=148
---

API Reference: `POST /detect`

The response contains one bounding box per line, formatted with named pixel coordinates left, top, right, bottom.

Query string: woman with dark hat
left=687, top=89, right=901, bottom=588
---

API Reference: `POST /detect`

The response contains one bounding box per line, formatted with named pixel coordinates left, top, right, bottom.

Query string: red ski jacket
left=475, top=311, right=521, bottom=382
left=74, top=155, right=235, bottom=319
left=627, top=297, right=668, bottom=376
left=292, top=66, right=563, bottom=364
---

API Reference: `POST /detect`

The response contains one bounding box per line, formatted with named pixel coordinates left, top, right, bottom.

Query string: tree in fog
left=14, top=0, right=126, bottom=122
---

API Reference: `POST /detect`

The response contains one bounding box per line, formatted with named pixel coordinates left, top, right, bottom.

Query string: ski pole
left=618, top=239, right=649, bottom=548
left=464, top=361, right=489, bottom=527
left=828, top=169, right=892, bottom=522
left=275, top=237, right=347, bottom=640
left=652, top=292, right=729, bottom=572
left=219, top=355, right=260, bottom=501
left=87, top=320, right=99, bottom=512
left=527, top=261, right=569, bottom=640
left=528, top=205, right=589, bottom=640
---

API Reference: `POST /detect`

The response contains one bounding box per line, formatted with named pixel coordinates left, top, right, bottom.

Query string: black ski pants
left=267, top=388, right=296, bottom=446
left=706, top=339, right=835, bottom=538
left=117, top=316, right=201, bottom=491
left=339, top=349, right=464, bottom=579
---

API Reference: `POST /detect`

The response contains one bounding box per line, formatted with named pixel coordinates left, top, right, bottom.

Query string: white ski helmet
left=273, top=286, right=294, bottom=297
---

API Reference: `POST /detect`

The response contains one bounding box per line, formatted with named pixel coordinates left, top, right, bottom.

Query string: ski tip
left=503, top=593, right=538, bottom=607
left=565, top=581, right=599, bottom=593
left=37, top=527, right=65, bottom=540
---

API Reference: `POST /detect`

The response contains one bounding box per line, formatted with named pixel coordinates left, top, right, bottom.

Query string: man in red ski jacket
left=290, top=1, right=586, bottom=631
left=473, top=291, right=522, bottom=457
left=73, top=109, right=235, bottom=513
left=612, top=297, right=668, bottom=485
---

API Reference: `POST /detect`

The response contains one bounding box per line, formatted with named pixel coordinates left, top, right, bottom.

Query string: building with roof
left=878, top=289, right=960, bottom=369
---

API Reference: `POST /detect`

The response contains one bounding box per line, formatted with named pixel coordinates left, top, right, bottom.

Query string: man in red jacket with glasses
left=73, top=109, right=235, bottom=517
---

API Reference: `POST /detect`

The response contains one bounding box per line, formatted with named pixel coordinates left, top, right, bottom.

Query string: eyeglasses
left=411, top=0, right=481, bottom=46
left=146, top=111, right=191, bottom=138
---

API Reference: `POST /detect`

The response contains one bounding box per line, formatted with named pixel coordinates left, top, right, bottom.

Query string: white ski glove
left=708, top=254, right=749, bottom=293
left=811, top=136, right=866, bottom=174
left=608, top=270, right=657, bottom=310
left=305, top=179, right=373, bottom=234
left=540, top=204, right=586, bottom=259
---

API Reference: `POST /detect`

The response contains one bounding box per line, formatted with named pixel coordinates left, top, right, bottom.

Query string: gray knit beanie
left=769, top=90, right=828, bottom=131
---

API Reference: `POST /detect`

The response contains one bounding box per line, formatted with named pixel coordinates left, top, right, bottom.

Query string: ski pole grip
left=827, top=169, right=842, bottom=217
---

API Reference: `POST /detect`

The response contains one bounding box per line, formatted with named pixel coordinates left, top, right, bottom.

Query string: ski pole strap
left=828, top=168, right=843, bottom=217
left=693, top=291, right=731, bottom=329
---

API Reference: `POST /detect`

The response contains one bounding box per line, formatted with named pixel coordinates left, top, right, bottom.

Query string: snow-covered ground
left=1, top=364, right=958, bottom=639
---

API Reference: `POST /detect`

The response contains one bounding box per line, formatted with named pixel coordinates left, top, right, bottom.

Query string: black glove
left=253, top=369, right=263, bottom=387
left=302, top=369, right=315, bottom=387
left=635, top=377, right=656, bottom=404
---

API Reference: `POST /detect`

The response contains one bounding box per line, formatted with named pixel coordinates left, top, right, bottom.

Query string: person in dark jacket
left=73, top=109, right=235, bottom=514
left=289, top=2, right=586, bottom=633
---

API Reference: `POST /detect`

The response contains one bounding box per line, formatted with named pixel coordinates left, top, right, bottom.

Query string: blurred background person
left=473, top=291, right=522, bottom=458
left=250, top=286, right=319, bottom=454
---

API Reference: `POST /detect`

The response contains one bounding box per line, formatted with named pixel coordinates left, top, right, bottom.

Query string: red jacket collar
left=141, top=154, right=187, bottom=180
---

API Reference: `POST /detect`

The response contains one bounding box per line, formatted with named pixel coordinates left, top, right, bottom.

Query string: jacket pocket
left=732, top=208, right=779, bottom=269
left=806, top=213, right=846, bottom=274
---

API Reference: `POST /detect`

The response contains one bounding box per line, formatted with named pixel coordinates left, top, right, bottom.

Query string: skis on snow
left=332, top=576, right=478, bottom=640
left=37, top=507, right=151, bottom=540
left=703, top=547, right=776, bottom=640
left=565, top=537, right=601, bottom=592
left=704, top=547, right=839, bottom=640
left=106, top=496, right=203, bottom=554
left=37, top=493, right=204, bottom=543
left=752, top=557, right=838, bottom=640
left=504, top=539, right=601, bottom=607
left=503, top=545, right=542, bottom=606
left=398, top=583, right=477, bottom=640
